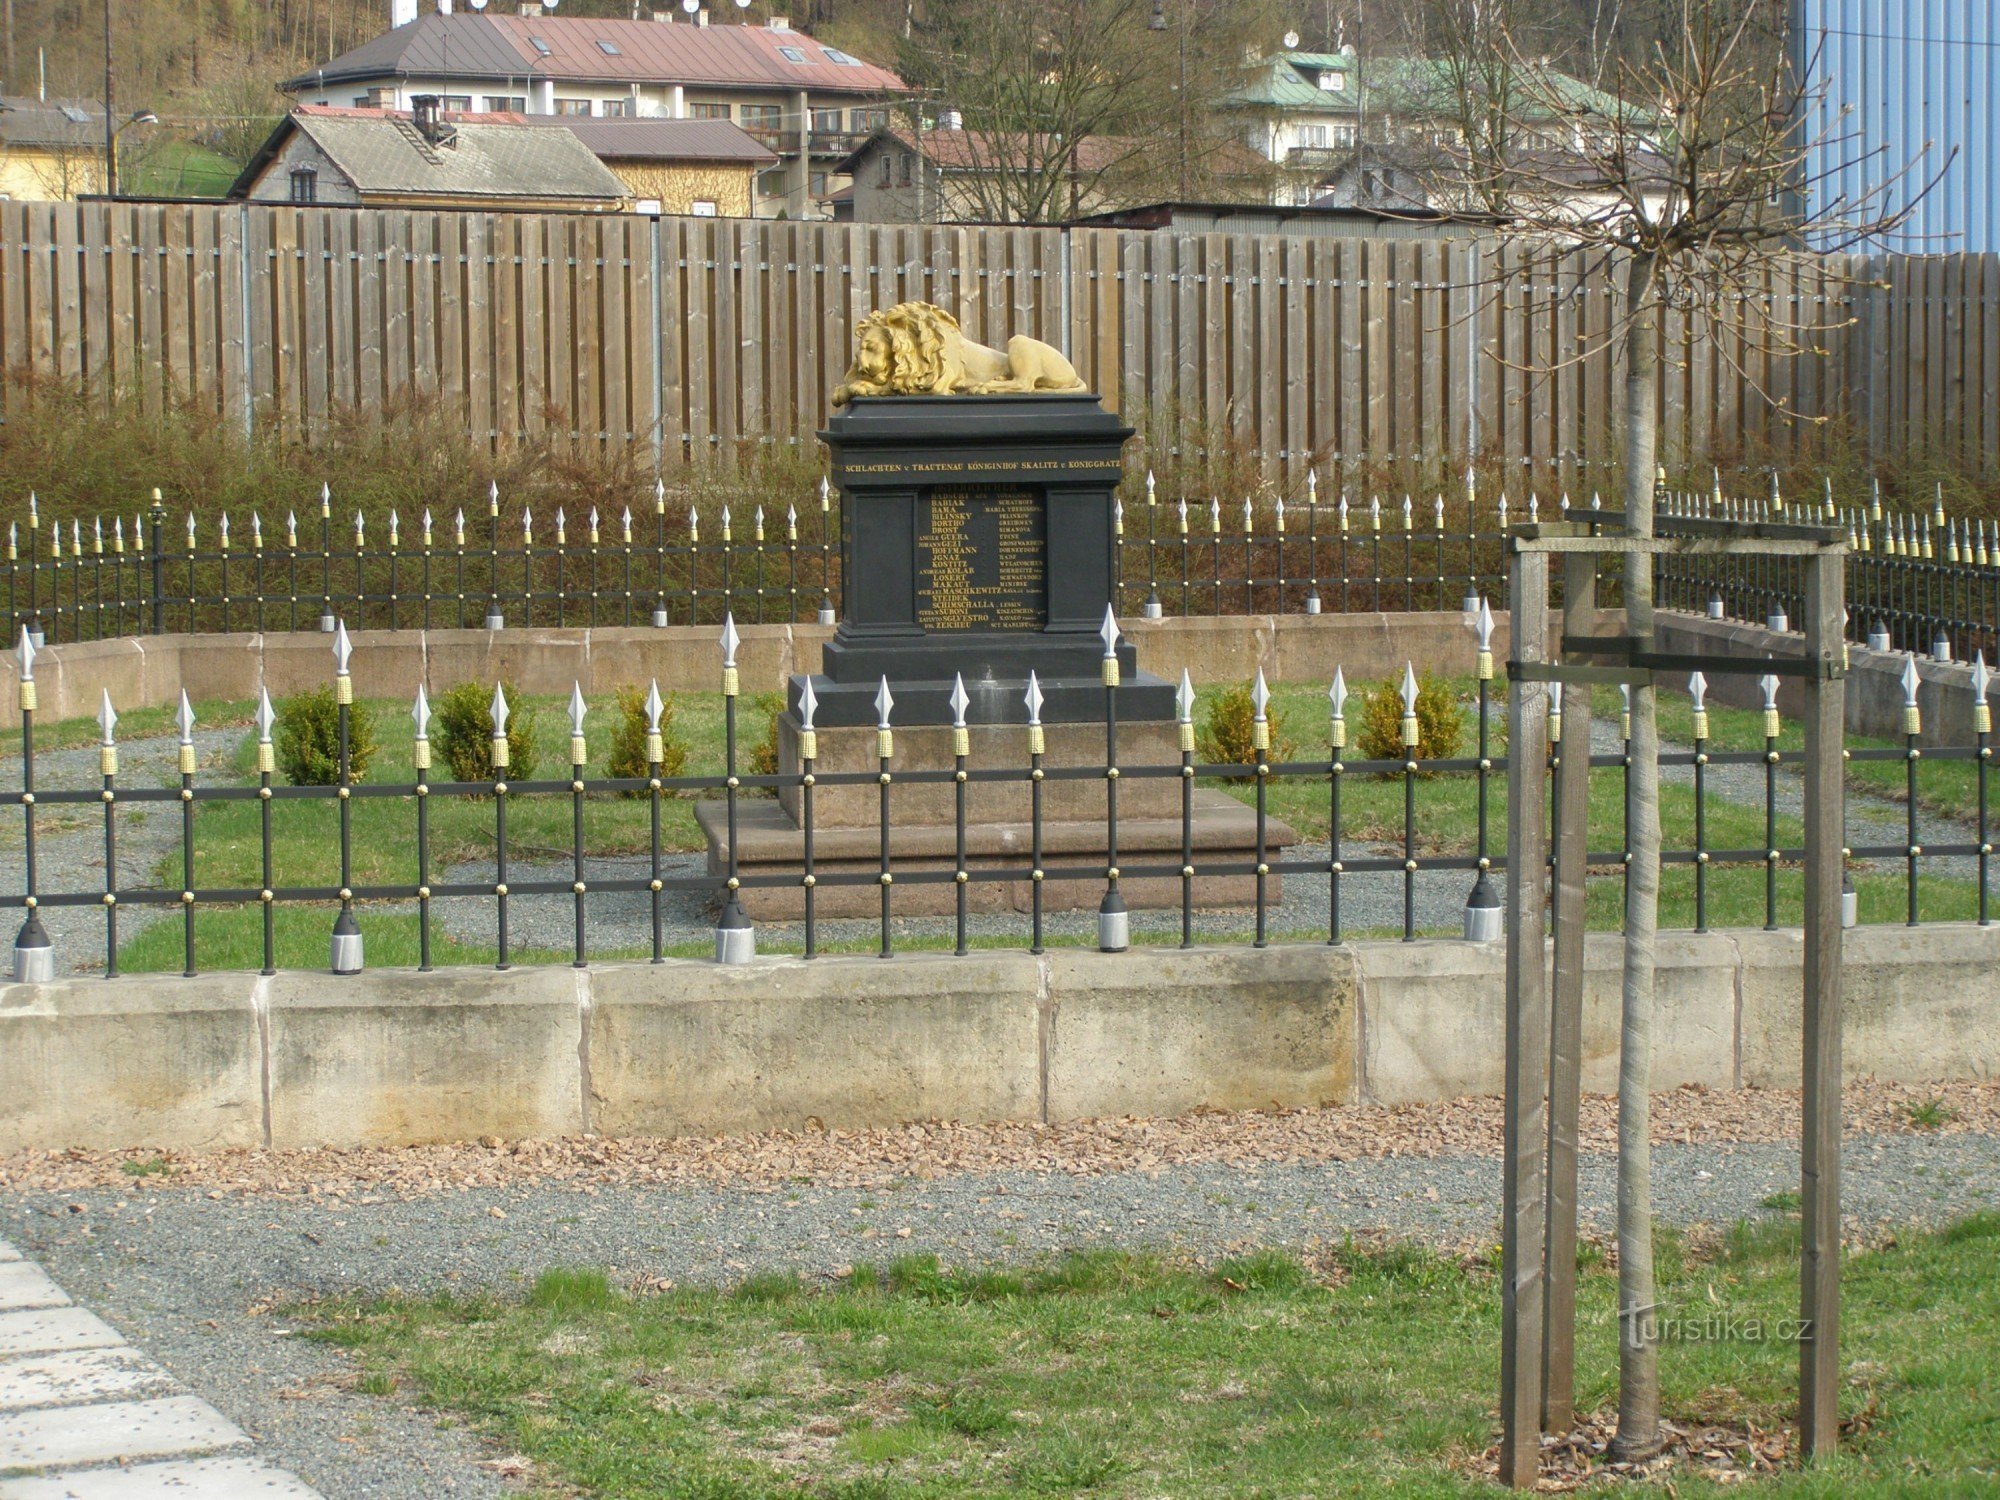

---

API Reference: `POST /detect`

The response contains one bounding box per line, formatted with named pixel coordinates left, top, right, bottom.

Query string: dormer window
left=1318, top=70, right=1346, bottom=91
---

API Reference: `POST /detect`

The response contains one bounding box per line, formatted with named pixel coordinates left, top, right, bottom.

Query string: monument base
left=695, top=791, right=1297, bottom=920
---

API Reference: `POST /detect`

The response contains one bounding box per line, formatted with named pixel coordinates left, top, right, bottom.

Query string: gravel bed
left=5, top=1119, right=1997, bottom=1500
left=0, top=728, right=245, bottom=973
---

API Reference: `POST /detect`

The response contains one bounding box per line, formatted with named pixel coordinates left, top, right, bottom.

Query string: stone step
left=0, top=1348, right=181, bottom=1414
left=0, top=1394, right=249, bottom=1474
left=0, top=1268, right=69, bottom=1314
left=0, top=1310, right=123, bottom=1360
left=0, top=1456, right=321, bottom=1498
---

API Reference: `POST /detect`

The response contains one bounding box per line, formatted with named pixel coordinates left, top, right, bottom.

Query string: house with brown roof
left=229, top=101, right=631, bottom=212
left=531, top=116, right=776, bottom=217
left=837, top=127, right=1273, bottom=225
left=282, top=10, right=904, bottom=219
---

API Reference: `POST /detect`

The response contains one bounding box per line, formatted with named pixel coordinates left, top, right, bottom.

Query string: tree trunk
left=1613, top=247, right=1664, bottom=1462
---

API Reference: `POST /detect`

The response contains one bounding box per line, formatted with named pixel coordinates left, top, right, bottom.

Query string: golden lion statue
left=831, top=301, right=1088, bottom=404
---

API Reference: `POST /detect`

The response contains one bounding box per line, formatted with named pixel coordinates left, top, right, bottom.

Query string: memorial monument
left=698, top=303, right=1294, bottom=921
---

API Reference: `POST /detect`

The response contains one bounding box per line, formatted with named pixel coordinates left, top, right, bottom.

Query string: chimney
left=390, top=0, right=419, bottom=26
left=695, top=7, right=710, bottom=24
left=412, top=93, right=445, bottom=142
left=653, top=9, right=674, bottom=17
left=766, top=14, right=791, bottom=28
left=520, top=2, right=542, bottom=12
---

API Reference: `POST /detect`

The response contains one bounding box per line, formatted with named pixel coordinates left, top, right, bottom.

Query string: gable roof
left=283, top=14, right=904, bottom=98
left=231, top=107, right=629, bottom=204
left=0, top=96, right=107, bottom=150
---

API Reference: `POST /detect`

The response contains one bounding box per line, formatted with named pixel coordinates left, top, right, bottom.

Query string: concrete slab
left=0, top=1310, right=123, bottom=1360
left=0, top=1348, right=179, bottom=1413
left=0, top=1457, right=322, bottom=1499
left=0, top=1268, right=68, bottom=1313
left=0, top=1395, right=247, bottom=1472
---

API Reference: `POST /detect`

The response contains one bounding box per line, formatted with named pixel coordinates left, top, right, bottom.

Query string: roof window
left=777, top=45, right=808, bottom=62
left=528, top=35, right=552, bottom=55
left=59, top=104, right=91, bottom=123
left=823, top=47, right=860, bottom=65
left=596, top=39, right=622, bottom=55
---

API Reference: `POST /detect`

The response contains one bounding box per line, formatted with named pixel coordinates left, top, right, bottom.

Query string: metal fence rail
left=6, top=481, right=1997, bottom=661
left=4, top=614, right=1991, bottom=982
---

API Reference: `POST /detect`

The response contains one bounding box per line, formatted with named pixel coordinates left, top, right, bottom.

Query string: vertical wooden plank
left=435, top=214, right=465, bottom=434
left=1337, top=239, right=1363, bottom=488
left=190, top=206, right=220, bottom=415
left=520, top=214, right=549, bottom=440
left=603, top=215, right=632, bottom=451
left=52, top=204, right=82, bottom=384
left=1499, top=542, right=1551, bottom=1488
left=135, top=206, right=164, bottom=414
left=0, top=203, right=29, bottom=377
left=1543, top=553, right=1596, bottom=1435
left=300, top=211, right=330, bottom=439
left=738, top=217, right=765, bottom=447
left=1256, top=234, right=1281, bottom=470
left=238, top=206, right=270, bottom=430
left=712, top=217, right=740, bottom=457
left=463, top=213, right=492, bottom=448
left=269, top=208, right=301, bottom=433
left=1797, top=546, right=1845, bottom=1461
left=409, top=210, right=437, bottom=404
left=1365, top=239, right=1390, bottom=469
left=490, top=213, right=521, bottom=445
left=351, top=211, right=382, bottom=422
left=102, top=203, right=133, bottom=396
left=1228, top=235, right=1255, bottom=454
left=1283, top=235, right=1308, bottom=474
left=683, top=216, right=712, bottom=458
left=548, top=216, right=578, bottom=444
left=218, top=207, right=248, bottom=432
left=571, top=216, right=599, bottom=451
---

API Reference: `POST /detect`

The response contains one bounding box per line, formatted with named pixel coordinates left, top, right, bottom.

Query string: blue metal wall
left=1796, top=0, right=1999, bottom=253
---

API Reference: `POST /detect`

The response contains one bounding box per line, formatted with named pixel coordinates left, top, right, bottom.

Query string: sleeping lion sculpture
left=831, top=301, right=1087, bottom=404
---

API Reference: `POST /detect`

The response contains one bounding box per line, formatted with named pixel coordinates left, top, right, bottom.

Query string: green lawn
left=297, top=1212, right=2000, bottom=1498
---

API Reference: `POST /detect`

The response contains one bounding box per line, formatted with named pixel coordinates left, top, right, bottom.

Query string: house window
left=691, top=200, right=718, bottom=217
left=353, top=95, right=371, bottom=108
left=556, top=98, right=592, bottom=116
left=740, top=104, right=782, bottom=131
left=289, top=166, right=317, bottom=204
left=809, top=171, right=827, bottom=196
left=690, top=102, right=731, bottom=120
left=811, top=108, right=842, bottom=134
left=441, top=95, right=471, bottom=112
left=601, top=99, right=629, bottom=116
left=1300, top=124, right=1327, bottom=148
left=851, top=107, right=887, bottom=133
left=1331, top=123, right=1357, bottom=148
left=897, top=154, right=912, bottom=187
left=483, top=95, right=527, bottom=113
left=878, top=155, right=893, bottom=186
left=757, top=168, right=786, bottom=197
left=1318, top=69, right=1346, bottom=91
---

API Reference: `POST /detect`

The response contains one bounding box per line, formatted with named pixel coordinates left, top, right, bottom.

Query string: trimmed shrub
left=275, top=686, right=378, bottom=786
left=1356, top=670, right=1465, bottom=774
left=606, top=684, right=688, bottom=793
left=1196, top=680, right=1295, bottom=777
left=431, top=679, right=541, bottom=783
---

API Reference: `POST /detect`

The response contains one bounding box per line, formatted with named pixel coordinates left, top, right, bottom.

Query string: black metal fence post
left=147, top=490, right=166, bottom=637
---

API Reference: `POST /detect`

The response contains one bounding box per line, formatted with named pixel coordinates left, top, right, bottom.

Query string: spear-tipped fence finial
left=568, top=682, right=588, bottom=765
left=1972, top=652, right=1991, bottom=737
left=1901, top=655, right=1923, bottom=737
left=1177, top=669, right=1197, bottom=753
left=1400, top=662, right=1420, bottom=750
left=489, top=683, right=511, bottom=772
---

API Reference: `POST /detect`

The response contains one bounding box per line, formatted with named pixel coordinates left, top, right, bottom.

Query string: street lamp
left=107, top=109, right=157, bottom=200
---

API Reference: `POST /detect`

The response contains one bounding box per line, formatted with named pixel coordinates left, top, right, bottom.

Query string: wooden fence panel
left=2, top=200, right=1996, bottom=480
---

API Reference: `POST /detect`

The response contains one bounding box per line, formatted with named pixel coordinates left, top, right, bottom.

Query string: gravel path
left=0, top=729, right=244, bottom=975
left=5, top=1122, right=1998, bottom=1500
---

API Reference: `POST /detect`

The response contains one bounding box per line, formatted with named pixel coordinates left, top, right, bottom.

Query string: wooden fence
left=1, top=200, right=1996, bottom=481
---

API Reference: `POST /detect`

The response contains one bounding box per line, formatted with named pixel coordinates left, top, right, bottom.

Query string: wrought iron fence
left=3, top=612, right=1991, bottom=982
left=4, top=478, right=1996, bottom=657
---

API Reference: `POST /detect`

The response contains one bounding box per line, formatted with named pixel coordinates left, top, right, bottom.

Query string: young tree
left=1412, top=0, right=1932, bottom=1464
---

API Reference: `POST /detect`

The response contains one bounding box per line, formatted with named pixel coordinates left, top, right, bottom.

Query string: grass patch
left=295, top=1215, right=2000, bottom=1498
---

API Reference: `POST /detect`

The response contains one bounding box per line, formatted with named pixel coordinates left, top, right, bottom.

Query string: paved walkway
left=0, top=1236, right=320, bottom=1499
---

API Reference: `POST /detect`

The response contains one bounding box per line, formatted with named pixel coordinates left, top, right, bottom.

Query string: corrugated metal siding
left=1798, top=0, right=1999, bottom=252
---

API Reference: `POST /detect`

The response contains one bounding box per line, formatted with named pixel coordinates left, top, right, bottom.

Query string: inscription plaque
left=916, top=486, right=1046, bottom=631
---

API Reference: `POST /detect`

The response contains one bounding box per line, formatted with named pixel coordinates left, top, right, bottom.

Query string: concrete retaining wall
left=1, top=924, right=1992, bottom=1152
left=0, top=610, right=1503, bottom=729
left=1655, top=611, right=1987, bottom=746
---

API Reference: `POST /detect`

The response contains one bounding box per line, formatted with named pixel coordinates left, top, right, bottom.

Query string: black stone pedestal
left=698, top=390, right=1297, bottom=918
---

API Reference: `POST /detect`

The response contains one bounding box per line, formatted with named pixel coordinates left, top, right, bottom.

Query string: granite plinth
left=695, top=792, right=1297, bottom=919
